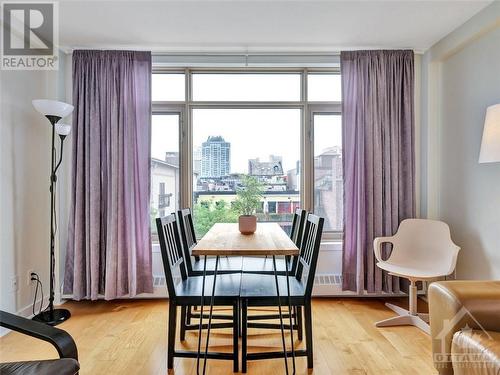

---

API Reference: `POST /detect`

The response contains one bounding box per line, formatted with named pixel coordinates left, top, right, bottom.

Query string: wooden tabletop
left=192, top=223, right=299, bottom=256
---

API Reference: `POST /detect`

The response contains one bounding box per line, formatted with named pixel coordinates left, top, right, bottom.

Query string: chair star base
left=375, top=302, right=430, bottom=334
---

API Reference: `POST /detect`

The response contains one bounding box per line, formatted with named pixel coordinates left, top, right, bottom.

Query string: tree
left=193, top=199, right=237, bottom=237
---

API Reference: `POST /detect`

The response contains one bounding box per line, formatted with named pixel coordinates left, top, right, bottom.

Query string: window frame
left=151, top=68, right=342, bottom=240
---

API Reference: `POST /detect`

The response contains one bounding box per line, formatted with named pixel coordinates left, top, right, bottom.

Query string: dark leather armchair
left=0, top=311, right=80, bottom=375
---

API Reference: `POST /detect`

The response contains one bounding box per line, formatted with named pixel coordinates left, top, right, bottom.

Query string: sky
left=193, top=108, right=300, bottom=173
left=151, top=73, right=342, bottom=174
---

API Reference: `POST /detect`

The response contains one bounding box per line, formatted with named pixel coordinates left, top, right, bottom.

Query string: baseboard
left=17, top=296, right=48, bottom=319
left=61, top=286, right=168, bottom=300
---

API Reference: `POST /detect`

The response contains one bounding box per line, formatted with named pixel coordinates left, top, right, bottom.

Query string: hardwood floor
left=0, top=298, right=437, bottom=374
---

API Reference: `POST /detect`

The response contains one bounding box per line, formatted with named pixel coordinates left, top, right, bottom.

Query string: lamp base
left=32, top=308, right=71, bottom=326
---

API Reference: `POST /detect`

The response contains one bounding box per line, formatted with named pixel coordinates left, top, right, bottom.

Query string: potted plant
left=233, top=175, right=263, bottom=234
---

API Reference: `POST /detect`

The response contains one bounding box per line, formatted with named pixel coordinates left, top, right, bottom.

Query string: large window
left=151, top=69, right=342, bottom=241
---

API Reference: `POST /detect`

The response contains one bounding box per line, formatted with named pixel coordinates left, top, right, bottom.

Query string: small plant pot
left=239, top=215, right=257, bottom=235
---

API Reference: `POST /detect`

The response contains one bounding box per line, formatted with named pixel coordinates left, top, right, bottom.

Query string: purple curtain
left=64, top=50, right=153, bottom=300
left=341, top=50, right=415, bottom=294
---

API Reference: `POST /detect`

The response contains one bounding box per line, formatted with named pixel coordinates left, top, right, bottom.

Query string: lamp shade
left=32, top=99, right=74, bottom=118
left=479, top=104, right=500, bottom=163
left=55, top=123, right=71, bottom=137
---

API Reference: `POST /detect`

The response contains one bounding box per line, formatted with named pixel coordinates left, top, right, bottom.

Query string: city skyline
left=151, top=110, right=342, bottom=175
left=154, top=143, right=342, bottom=175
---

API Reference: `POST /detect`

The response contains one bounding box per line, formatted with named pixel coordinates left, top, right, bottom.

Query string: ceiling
left=58, top=0, right=493, bottom=53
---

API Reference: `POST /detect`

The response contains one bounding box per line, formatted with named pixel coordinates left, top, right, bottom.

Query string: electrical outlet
left=10, top=276, right=19, bottom=293
left=27, top=270, right=36, bottom=286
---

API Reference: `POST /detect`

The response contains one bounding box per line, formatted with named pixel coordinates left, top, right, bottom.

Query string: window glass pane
left=152, top=74, right=185, bottom=101
left=151, top=114, right=180, bottom=239
left=314, top=114, right=343, bottom=232
left=192, top=108, right=301, bottom=237
left=308, top=74, right=341, bottom=102
left=192, top=74, right=301, bottom=101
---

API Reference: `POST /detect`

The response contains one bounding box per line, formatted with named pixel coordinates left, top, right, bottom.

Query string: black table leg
left=284, top=258, right=296, bottom=374
left=232, top=300, right=239, bottom=372
left=202, top=255, right=219, bottom=375
left=272, top=255, right=289, bottom=375
left=196, top=256, right=208, bottom=375
left=242, top=298, right=248, bottom=373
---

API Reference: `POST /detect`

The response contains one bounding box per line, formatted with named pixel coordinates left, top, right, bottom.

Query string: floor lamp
left=32, top=99, right=74, bottom=326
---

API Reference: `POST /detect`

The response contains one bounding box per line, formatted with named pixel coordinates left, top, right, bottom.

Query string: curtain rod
left=151, top=53, right=342, bottom=68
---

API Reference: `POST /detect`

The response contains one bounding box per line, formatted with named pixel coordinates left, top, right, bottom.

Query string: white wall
left=421, top=2, right=500, bottom=279
left=440, top=27, right=500, bottom=279
left=0, top=51, right=67, bottom=316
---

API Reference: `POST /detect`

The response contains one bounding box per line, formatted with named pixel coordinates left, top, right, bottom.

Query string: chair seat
left=240, top=274, right=305, bottom=304
left=0, top=359, right=80, bottom=375
left=241, top=256, right=292, bottom=274
left=175, top=274, right=241, bottom=303
left=376, top=261, right=450, bottom=280
left=192, top=256, right=243, bottom=273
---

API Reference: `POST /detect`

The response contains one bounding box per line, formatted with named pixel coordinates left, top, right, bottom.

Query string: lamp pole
left=49, top=115, right=58, bottom=320
left=32, top=100, right=73, bottom=326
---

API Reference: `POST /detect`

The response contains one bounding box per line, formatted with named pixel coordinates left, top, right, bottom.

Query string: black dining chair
left=241, top=209, right=307, bottom=339
left=156, top=214, right=240, bottom=372
left=177, top=208, right=243, bottom=276
left=240, top=214, right=324, bottom=373
left=241, top=209, right=307, bottom=275
left=176, top=208, right=241, bottom=332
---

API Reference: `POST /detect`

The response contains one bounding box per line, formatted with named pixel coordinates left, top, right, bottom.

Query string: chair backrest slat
left=289, top=209, right=307, bottom=275
left=290, top=209, right=306, bottom=247
left=176, top=208, right=199, bottom=275
left=295, top=214, right=324, bottom=296
left=156, top=214, right=187, bottom=298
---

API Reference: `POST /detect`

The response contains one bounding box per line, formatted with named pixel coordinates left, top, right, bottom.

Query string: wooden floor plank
left=0, top=298, right=437, bottom=374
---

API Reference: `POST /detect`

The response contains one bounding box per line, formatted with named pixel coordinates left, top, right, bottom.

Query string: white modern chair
left=373, top=219, right=460, bottom=334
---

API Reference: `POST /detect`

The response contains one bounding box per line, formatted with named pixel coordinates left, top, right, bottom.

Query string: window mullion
left=181, top=69, right=192, bottom=209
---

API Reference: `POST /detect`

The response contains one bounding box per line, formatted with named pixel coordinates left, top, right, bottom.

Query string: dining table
left=192, top=222, right=299, bottom=375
